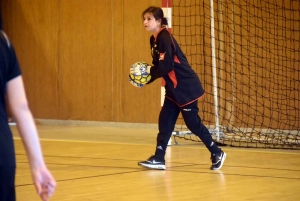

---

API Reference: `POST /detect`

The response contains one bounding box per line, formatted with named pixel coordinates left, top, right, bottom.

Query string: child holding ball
left=131, top=6, right=226, bottom=170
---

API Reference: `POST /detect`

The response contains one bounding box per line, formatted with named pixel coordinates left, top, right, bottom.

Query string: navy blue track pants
left=155, top=98, right=221, bottom=159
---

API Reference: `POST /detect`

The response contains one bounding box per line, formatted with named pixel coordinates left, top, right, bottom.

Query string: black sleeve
left=7, top=45, right=21, bottom=81
left=149, top=33, right=175, bottom=81
left=0, top=31, right=22, bottom=82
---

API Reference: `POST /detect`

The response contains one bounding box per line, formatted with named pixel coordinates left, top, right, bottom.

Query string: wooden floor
left=10, top=122, right=300, bottom=201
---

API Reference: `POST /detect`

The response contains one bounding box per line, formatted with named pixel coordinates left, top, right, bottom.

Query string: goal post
left=168, top=0, right=300, bottom=149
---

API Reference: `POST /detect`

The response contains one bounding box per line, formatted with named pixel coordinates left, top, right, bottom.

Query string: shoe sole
left=211, top=152, right=227, bottom=170
left=138, top=163, right=166, bottom=170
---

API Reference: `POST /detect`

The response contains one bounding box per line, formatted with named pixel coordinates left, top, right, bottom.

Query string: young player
left=0, top=31, right=56, bottom=200
left=132, top=6, right=226, bottom=170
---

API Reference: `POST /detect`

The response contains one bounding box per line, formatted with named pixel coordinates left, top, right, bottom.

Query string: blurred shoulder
left=0, top=31, right=11, bottom=48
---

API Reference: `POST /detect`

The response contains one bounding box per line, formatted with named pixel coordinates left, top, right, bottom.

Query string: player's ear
left=157, top=18, right=162, bottom=26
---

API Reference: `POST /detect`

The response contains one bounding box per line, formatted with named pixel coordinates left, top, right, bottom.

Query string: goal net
left=171, top=0, right=300, bottom=149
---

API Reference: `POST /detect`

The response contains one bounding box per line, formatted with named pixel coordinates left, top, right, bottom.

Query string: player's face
left=143, top=13, right=161, bottom=34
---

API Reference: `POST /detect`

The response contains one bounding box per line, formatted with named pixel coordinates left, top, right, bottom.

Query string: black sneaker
left=138, top=155, right=166, bottom=170
left=210, top=151, right=226, bottom=170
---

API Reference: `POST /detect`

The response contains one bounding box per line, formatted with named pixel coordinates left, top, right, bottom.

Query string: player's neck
left=153, top=27, right=166, bottom=38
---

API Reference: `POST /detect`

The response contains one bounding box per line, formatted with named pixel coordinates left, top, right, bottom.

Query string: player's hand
left=129, top=74, right=144, bottom=88
left=130, top=62, right=151, bottom=76
left=31, top=166, right=56, bottom=201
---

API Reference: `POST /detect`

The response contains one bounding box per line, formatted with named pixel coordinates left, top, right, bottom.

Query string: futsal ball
left=129, top=73, right=151, bottom=84
left=129, top=61, right=151, bottom=84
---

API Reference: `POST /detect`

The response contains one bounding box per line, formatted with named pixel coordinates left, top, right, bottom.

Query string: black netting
left=172, top=0, right=300, bottom=149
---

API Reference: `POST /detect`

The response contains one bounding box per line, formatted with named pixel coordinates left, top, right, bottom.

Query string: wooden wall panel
left=1, top=0, right=59, bottom=118
left=2, top=0, right=163, bottom=123
left=58, top=0, right=113, bottom=121
left=1, top=0, right=298, bottom=129
left=111, top=0, right=124, bottom=122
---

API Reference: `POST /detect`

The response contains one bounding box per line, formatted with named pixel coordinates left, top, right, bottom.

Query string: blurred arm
left=6, top=75, right=45, bottom=169
left=6, top=75, right=56, bottom=200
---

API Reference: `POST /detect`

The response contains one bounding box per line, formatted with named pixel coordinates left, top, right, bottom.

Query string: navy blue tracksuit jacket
left=147, top=27, right=204, bottom=106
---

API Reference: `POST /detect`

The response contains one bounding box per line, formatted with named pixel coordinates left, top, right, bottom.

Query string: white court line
left=13, top=137, right=300, bottom=155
